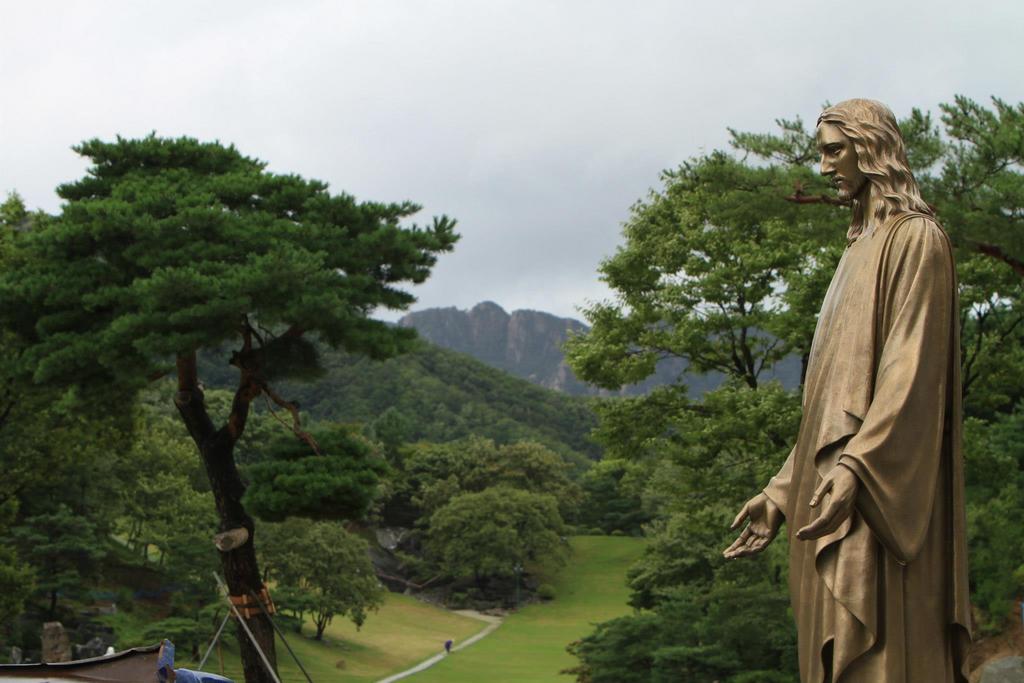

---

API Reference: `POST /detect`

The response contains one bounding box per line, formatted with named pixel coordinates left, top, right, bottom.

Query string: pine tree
left=0, top=135, right=457, bottom=682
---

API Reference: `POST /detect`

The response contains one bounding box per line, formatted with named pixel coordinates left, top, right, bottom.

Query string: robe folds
left=762, top=212, right=972, bottom=683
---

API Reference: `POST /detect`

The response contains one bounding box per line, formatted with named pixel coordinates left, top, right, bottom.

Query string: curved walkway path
left=376, top=610, right=503, bottom=683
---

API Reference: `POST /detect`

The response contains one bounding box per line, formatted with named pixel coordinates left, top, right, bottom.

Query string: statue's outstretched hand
left=723, top=493, right=783, bottom=559
left=796, top=464, right=858, bottom=541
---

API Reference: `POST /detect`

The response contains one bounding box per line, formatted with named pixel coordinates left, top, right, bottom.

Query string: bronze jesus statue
left=724, top=99, right=972, bottom=682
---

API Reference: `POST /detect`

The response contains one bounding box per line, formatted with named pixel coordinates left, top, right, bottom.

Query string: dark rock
left=74, top=636, right=111, bottom=660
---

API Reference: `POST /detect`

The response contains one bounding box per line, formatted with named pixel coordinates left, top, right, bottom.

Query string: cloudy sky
left=2, top=0, right=1022, bottom=322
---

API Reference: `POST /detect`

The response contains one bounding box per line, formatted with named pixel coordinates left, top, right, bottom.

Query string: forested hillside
left=199, top=338, right=600, bottom=466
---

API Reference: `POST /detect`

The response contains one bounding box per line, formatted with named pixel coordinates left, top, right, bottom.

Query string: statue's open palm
left=723, top=493, right=783, bottom=559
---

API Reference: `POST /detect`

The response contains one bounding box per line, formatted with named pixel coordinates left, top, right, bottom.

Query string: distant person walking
left=444, top=639, right=453, bottom=655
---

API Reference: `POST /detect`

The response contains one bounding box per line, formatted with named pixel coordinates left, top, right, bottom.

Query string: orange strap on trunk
left=228, top=586, right=276, bottom=619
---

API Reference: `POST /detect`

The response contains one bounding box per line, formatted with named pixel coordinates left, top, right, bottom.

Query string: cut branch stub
left=214, top=527, right=251, bottom=552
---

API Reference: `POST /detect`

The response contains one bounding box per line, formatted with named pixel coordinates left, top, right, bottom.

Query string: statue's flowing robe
left=763, top=213, right=972, bottom=683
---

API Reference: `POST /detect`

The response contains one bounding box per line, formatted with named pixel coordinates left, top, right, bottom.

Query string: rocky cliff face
left=398, top=302, right=697, bottom=396
left=399, top=302, right=802, bottom=396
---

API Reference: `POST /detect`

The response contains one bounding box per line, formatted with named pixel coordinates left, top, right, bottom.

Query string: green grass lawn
left=192, top=593, right=486, bottom=683
left=409, top=535, right=644, bottom=683
left=108, top=535, right=641, bottom=682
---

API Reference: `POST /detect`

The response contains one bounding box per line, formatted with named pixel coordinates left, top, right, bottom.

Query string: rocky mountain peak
left=398, top=302, right=684, bottom=395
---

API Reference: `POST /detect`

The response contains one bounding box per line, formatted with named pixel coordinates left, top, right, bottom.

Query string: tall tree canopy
left=0, top=135, right=457, bottom=682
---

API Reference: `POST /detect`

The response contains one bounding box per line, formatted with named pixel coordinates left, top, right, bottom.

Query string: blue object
left=158, top=639, right=235, bottom=683
left=157, top=640, right=176, bottom=683
left=174, top=669, right=235, bottom=683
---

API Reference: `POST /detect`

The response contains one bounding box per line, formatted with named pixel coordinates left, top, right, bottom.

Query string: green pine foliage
left=243, top=425, right=387, bottom=522
left=0, top=134, right=458, bottom=395
left=930, top=98, right=1024, bottom=267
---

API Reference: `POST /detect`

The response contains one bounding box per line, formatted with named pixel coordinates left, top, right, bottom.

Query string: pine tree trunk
left=175, top=353, right=278, bottom=683
left=200, top=433, right=277, bottom=683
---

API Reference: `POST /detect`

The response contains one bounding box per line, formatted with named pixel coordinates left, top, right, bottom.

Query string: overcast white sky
left=2, top=1, right=1023, bottom=321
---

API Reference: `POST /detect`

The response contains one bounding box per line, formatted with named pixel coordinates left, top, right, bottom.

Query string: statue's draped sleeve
left=836, top=218, right=955, bottom=564
left=763, top=447, right=795, bottom=513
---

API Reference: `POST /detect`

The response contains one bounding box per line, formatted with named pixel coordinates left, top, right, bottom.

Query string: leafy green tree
left=6, top=504, right=106, bottom=618
left=0, top=191, right=29, bottom=234
left=259, top=518, right=384, bottom=640
left=564, top=130, right=844, bottom=394
left=557, top=138, right=840, bottom=683
left=0, top=193, right=42, bottom=628
left=0, top=500, right=33, bottom=629
left=465, top=441, right=582, bottom=517
left=955, top=253, right=1024, bottom=419
left=120, top=467, right=220, bottom=609
left=371, top=406, right=414, bottom=465
left=426, top=486, right=566, bottom=587
left=0, top=135, right=456, bottom=682
left=565, top=581, right=797, bottom=683
left=563, top=612, right=663, bottom=683
left=117, top=389, right=216, bottom=557
left=962, top=410, right=1024, bottom=634
left=930, top=97, right=1024, bottom=277
left=576, top=458, right=651, bottom=535
left=402, top=437, right=582, bottom=519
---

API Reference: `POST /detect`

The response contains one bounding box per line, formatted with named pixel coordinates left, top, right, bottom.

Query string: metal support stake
left=249, top=588, right=314, bottom=683
left=196, top=614, right=231, bottom=671
left=197, top=611, right=232, bottom=672
left=213, top=572, right=282, bottom=683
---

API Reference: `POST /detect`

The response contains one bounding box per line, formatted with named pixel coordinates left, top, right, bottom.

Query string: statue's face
left=817, top=122, right=867, bottom=202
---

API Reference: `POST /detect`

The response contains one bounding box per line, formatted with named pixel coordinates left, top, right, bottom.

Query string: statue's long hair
left=817, top=99, right=933, bottom=234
